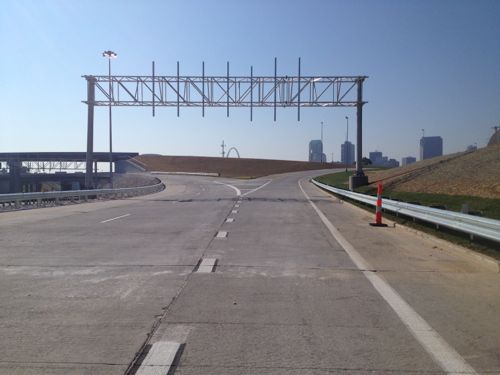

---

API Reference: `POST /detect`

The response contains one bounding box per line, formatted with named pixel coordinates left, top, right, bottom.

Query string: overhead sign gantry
left=83, top=58, right=368, bottom=188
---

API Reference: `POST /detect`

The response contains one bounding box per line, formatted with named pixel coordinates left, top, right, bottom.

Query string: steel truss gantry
left=23, top=161, right=85, bottom=172
left=83, top=59, right=368, bottom=188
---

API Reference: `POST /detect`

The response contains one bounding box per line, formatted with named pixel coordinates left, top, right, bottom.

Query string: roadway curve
left=0, top=170, right=498, bottom=374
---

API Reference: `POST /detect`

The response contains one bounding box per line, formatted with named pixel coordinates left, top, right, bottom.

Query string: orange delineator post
left=370, top=183, right=387, bottom=227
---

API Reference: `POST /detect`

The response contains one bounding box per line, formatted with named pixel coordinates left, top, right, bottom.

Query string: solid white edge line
left=242, top=179, right=272, bottom=196
left=100, top=214, right=131, bottom=223
left=298, top=179, right=477, bottom=375
left=213, top=181, right=241, bottom=196
left=135, top=341, right=181, bottom=375
left=197, top=258, right=217, bottom=273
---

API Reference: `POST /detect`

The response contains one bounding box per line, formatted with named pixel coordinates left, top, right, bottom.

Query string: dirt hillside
left=366, top=144, right=500, bottom=199
left=134, top=155, right=340, bottom=178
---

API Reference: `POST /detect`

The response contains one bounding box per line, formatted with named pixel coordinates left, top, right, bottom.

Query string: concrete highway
left=0, top=170, right=498, bottom=374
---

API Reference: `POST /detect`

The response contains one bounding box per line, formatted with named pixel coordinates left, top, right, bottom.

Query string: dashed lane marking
left=100, top=214, right=131, bottom=223
left=216, top=231, right=228, bottom=238
left=135, top=341, right=182, bottom=375
left=231, top=210, right=238, bottom=214
left=226, top=218, right=234, bottom=223
left=299, top=179, right=477, bottom=375
left=196, top=258, right=217, bottom=273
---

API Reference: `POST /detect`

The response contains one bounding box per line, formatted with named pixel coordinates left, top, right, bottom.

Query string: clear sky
left=1, top=0, right=499, bottom=163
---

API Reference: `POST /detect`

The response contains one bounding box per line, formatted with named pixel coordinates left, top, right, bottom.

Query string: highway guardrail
left=312, top=179, right=500, bottom=243
left=0, top=182, right=165, bottom=210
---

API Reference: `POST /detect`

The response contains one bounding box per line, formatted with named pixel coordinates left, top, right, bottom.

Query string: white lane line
left=231, top=210, right=238, bottom=214
left=196, top=258, right=217, bottom=273
left=135, top=341, right=181, bottom=375
left=299, top=180, right=477, bottom=375
left=226, top=218, right=234, bottom=223
left=213, top=181, right=241, bottom=196
left=216, top=231, right=228, bottom=238
left=100, top=214, right=131, bottom=223
left=235, top=204, right=240, bottom=208
left=242, top=179, right=272, bottom=196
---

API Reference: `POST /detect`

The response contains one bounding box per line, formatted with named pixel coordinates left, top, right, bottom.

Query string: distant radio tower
left=221, top=140, right=226, bottom=158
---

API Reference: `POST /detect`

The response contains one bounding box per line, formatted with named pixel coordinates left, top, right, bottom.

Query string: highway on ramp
left=0, top=170, right=498, bottom=374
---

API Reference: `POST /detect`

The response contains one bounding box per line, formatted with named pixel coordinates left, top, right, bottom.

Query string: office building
left=420, top=136, right=443, bottom=160
left=309, top=140, right=325, bottom=162
left=369, top=151, right=383, bottom=165
left=401, top=156, right=416, bottom=166
left=341, top=141, right=355, bottom=165
left=368, top=150, right=400, bottom=168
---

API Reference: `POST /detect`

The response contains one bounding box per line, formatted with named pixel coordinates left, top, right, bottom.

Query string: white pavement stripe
left=216, top=231, right=228, bottom=238
left=242, top=179, right=272, bottom=196
left=231, top=210, right=238, bottom=214
left=299, top=180, right=478, bottom=375
left=197, top=258, right=217, bottom=273
left=213, top=181, right=241, bottom=196
left=226, top=218, right=234, bottom=223
left=235, top=204, right=240, bottom=208
left=135, top=341, right=181, bottom=375
left=100, top=214, right=131, bottom=223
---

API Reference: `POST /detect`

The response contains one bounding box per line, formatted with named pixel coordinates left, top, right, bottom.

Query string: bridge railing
left=312, top=179, right=500, bottom=243
left=0, top=182, right=165, bottom=209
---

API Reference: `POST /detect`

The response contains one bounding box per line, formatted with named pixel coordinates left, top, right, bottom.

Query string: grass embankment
left=315, top=171, right=500, bottom=258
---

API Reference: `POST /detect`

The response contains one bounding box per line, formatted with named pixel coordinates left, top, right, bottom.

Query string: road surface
left=0, top=170, right=498, bottom=374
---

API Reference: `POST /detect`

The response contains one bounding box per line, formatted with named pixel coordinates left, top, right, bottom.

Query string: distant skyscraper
left=369, top=151, right=383, bottom=165
left=420, top=136, right=443, bottom=160
left=401, top=156, right=416, bottom=166
left=341, top=141, right=355, bottom=165
left=309, top=140, right=325, bottom=162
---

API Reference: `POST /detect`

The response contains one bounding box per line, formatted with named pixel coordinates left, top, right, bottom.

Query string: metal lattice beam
left=83, top=75, right=366, bottom=111
left=83, top=59, right=368, bottom=189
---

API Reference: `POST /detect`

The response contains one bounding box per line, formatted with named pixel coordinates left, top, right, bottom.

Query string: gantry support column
left=349, top=77, right=369, bottom=190
left=85, top=76, right=96, bottom=189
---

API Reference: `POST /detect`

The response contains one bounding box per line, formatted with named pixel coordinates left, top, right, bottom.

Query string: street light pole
left=345, top=116, right=349, bottom=171
left=320, top=121, right=324, bottom=162
left=103, top=50, right=117, bottom=188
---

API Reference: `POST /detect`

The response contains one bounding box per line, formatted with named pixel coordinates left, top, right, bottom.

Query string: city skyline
left=1, top=1, right=499, bottom=163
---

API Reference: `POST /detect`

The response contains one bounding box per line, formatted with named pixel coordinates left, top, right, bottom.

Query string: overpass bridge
left=0, top=152, right=138, bottom=193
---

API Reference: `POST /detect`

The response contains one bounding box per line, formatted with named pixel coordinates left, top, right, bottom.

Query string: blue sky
left=1, top=0, right=499, bottom=162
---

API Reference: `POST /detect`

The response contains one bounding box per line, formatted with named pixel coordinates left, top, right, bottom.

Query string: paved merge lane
left=0, top=171, right=498, bottom=374
left=0, top=177, right=235, bottom=374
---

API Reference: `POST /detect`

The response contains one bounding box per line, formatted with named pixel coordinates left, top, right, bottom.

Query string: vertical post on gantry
left=85, top=76, right=96, bottom=189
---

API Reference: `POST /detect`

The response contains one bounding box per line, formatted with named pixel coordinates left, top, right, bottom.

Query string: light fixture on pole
left=102, top=50, right=117, bottom=188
